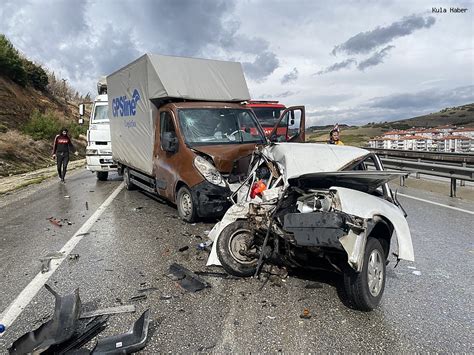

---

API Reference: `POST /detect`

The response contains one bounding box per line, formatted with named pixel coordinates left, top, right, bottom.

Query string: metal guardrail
left=368, top=148, right=474, bottom=164
left=368, top=148, right=474, bottom=197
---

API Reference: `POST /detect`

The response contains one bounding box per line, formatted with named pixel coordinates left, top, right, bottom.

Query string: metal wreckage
left=207, top=142, right=414, bottom=311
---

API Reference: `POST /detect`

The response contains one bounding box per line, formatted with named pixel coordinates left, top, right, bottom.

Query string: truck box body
left=107, top=54, right=251, bottom=175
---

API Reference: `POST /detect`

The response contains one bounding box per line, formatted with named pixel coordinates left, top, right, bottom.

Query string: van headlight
left=193, top=156, right=226, bottom=187
left=86, top=148, right=98, bottom=155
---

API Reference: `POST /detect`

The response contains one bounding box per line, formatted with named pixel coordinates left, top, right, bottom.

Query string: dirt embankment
left=0, top=76, right=86, bottom=176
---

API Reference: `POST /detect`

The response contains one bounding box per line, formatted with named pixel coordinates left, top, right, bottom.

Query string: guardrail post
left=415, top=172, right=420, bottom=179
left=460, top=180, right=466, bottom=187
left=400, top=175, right=405, bottom=187
left=450, top=178, right=457, bottom=197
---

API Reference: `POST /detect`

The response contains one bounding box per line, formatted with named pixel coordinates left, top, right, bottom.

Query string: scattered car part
left=8, top=284, right=81, bottom=354
left=91, top=309, right=151, bottom=354
left=178, top=246, right=189, bottom=252
left=129, top=294, right=147, bottom=302
left=48, top=217, right=63, bottom=227
left=300, top=309, right=311, bottom=319
left=40, top=252, right=65, bottom=273
left=44, top=315, right=108, bottom=354
left=167, top=263, right=210, bottom=292
left=80, top=305, right=136, bottom=319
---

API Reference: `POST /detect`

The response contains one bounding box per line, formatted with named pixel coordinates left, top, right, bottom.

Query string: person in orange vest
left=328, top=124, right=344, bottom=145
left=52, top=128, right=78, bottom=182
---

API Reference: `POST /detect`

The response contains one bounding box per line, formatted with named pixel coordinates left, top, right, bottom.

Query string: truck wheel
left=343, top=237, right=386, bottom=311
left=216, top=220, right=258, bottom=277
left=124, top=167, right=135, bottom=190
left=96, top=171, right=108, bottom=181
left=177, top=186, right=197, bottom=222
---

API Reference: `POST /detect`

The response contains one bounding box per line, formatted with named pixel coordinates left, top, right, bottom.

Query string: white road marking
left=0, top=183, right=124, bottom=336
left=398, top=192, right=474, bottom=215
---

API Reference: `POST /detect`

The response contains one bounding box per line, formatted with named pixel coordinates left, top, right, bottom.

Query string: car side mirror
left=79, top=103, right=84, bottom=116
left=162, top=132, right=178, bottom=153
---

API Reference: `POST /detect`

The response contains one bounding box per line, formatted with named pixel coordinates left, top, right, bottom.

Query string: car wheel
left=96, top=171, right=108, bottom=181
left=343, top=237, right=386, bottom=311
left=124, top=167, right=135, bottom=190
left=177, top=186, right=197, bottom=223
left=216, top=220, right=259, bottom=277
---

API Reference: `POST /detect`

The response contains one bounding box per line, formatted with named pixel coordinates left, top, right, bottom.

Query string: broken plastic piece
left=80, top=305, right=136, bottom=319
left=45, top=315, right=108, bottom=354
left=91, top=309, right=151, bottom=354
left=48, top=217, right=63, bottom=227
left=8, top=284, right=81, bottom=354
left=129, top=294, right=147, bottom=302
left=69, top=254, right=80, bottom=260
left=167, top=263, right=210, bottom=292
left=40, top=252, right=65, bottom=273
left=300, top=309, right=311, bottom=319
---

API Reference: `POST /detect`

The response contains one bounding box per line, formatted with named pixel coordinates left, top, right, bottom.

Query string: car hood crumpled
left=288, top=171, right=407, bottom=194
left=262, top=143, right=370, bottom=181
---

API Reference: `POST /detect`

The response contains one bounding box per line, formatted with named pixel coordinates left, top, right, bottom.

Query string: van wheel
left=96, top=171, right=108, bottom=181
left=216, top=220, right=258, bottom=277
left=177, top=186, right=197, bottom=222
left=124, top=167, right=135, bottom=190
left=343, top=237, right=386, bottom=311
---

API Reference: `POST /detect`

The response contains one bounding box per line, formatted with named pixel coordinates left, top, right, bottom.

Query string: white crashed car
left=207, top=143, right=414, bottom=311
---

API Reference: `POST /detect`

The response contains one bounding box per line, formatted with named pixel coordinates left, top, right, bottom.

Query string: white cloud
left=0, top=0, right=472, bottom=125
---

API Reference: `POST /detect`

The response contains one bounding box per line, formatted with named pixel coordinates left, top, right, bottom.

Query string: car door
left=268, top=106, right=305, bottom=142
left=154, top=110, right=180, bottom=201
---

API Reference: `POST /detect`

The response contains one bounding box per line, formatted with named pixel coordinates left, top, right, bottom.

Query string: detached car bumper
left=191, top=181, right=231, bottom=218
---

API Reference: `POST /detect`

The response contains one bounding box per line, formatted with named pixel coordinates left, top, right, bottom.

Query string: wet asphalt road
left=0, top=169, right=473, bottom=353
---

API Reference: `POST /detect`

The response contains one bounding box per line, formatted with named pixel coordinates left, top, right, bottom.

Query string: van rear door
left=268, top=106, right=305, bottom=142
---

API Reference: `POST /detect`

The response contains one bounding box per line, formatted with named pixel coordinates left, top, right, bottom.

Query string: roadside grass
left=7, top=176, right=50, bottom=193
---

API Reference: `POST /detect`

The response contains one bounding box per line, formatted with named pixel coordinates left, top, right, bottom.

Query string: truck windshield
left=178, top=109, right=266, bottom=146
left=252, top=107, right=285, bottom=127
left=92, top=104, right=109, bottom=123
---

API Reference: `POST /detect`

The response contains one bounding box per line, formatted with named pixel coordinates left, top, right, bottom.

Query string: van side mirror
left=162, top=132, right=178, bottom=153
left=79, top=103, right=85, bottom=116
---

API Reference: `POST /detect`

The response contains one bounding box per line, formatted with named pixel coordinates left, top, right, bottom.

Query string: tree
left=0, top=34, right=27, bottom=85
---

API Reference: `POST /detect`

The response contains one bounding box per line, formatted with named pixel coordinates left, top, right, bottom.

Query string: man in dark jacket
left=52, top=128, right=78, bottom=182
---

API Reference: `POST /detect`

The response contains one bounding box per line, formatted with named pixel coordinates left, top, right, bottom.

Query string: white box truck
left=79, top=77, right=117, bottom=180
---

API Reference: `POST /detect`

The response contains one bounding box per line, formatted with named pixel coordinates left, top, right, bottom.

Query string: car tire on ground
left=124, top=167, right=135, bottom=191
left=176, top=186, right=197, bottom=223
left=343, top=237, right=386, bottom=311
left=96, top=171, right=108, bottom=181
left=216, top=220, right=259, bottom=277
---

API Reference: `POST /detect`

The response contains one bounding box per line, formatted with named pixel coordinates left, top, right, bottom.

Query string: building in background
left=369, top=126, right=474, bottom=152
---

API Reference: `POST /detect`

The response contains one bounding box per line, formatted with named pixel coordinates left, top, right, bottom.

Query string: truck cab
left=79, top=79, right=117, bottom=180
left=247, top=100, right=305, bottom=142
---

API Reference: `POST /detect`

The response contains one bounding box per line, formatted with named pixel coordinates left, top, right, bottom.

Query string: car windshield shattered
left=178, top=109, right=266, bottom=146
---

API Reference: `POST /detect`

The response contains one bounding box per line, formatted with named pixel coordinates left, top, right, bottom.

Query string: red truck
left=246, top=100, right=305, bottom=142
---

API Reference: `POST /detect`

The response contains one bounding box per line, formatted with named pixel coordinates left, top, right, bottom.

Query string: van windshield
left=178, top=109, right=266, bottom=146
left=92, top=104, right=109, bottom=123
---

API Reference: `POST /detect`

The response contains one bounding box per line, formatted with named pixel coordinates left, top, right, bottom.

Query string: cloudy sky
left=0, top=0, right=473, bottom=126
